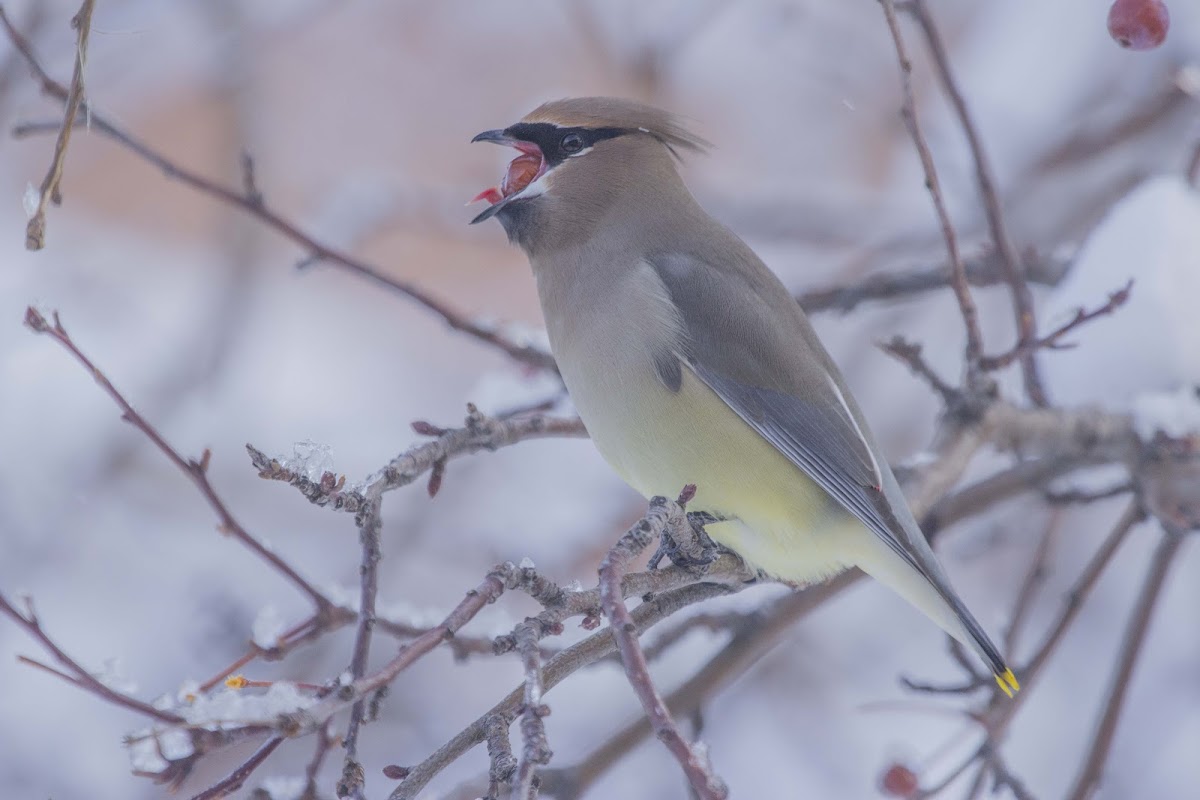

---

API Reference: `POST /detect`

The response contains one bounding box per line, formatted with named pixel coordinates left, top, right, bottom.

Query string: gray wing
left=648, top=250, right=924, bottom=574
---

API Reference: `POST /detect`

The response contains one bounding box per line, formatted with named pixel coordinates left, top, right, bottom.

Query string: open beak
left=469, top=129, right=549, bottom=224
left=471, top=129, right=518, bottom=146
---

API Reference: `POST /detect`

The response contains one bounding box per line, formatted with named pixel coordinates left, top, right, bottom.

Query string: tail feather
left=855, top=541, right=1019, bottom=696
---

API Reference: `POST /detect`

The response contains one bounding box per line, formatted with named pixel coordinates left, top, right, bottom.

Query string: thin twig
left=0, top=5, right=47, bottom=121
left=247, top=406, right=587, bottom=515
left=0, top=592, right=184, bottom=725
left=879, top=336, right=959, bottom=405
left=598, top=495, right=729, bottom=800
left=0, top=17, right=556, bottom=372
left=24, top=308, right=335, bottom=611
left=1065, top=529, right=1185, bottom=800
left=980, top=744, right=1037, bottom=800
left=21, top=0, right=93, bottom=250
left=196, top=608, right=364, bottom=697
left=908, top=503, right=1144, bottom=797
left=1024, top=502, right=1143, bottom=681
left=510, top=622, right=552, bottom=799
left=1004, top=511, right=1060, bottom=656
left=979, top=280, right=1133, bottom=371
left=189, top=736, right=285, bottom=800
left=543, top=573, right=858, bottom=799
left=298, top=566, right=516, bottom=737
left=904, top=0, right=1045, bottom=404
left=796, top=248, right=1071, bottom=314
left=339, top=495, right=384, bottom=800
left=304, top=722, right=339, bottom=800
left=388, top=582, right=734, bottom=800
left=878, top=0, right=985, bottom=378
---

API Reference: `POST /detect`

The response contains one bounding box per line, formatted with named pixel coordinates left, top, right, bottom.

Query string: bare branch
left=904, top=0, right=1046, bottom=404
left=388, top=581, right=734, bottom=800
left=339, top=495, right=384, bottom=800
left=24, top=307, right=336, bottom=611
left=879, top=336, right=960, bottom=406
left=1007, top=514, right=1060, bottom=656
left=189, top=736, right=284, bottom=800
left=877, top=0, right=985, bottom=377
left=7, top=0, right=92, bottom=250
left=303, top=722, right=339, bottom=800
left=1065, top=528, right=1185, bottom=800
left=197, top=609, right=358, bottom=694
left=544, top=573, right=859, bottom=799
left=796, top=248, right=1072, bottom=315
left=0, top=19, right=556, bottom=372
left=0, top=593, right=184, bottom=725
left=979, top=280, right=1133, bottom=371
left=510, top=622, right=552, bottom=799
left=598, top=495, right=729, bottom=800
left=248, top=406, right=587, bottom=514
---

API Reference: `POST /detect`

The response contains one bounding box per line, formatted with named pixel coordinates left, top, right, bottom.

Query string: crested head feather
left=523, top=97, right=709, bottom=159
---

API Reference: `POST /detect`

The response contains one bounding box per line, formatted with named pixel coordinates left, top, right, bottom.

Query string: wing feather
left=648, top=251, right=919, bottom=572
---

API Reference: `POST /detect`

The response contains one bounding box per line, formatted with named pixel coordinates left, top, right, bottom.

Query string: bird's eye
left=560, top=133, right=584, bottom=154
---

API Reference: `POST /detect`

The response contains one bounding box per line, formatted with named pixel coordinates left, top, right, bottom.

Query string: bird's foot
left=648, top=510, right=726, bottom=575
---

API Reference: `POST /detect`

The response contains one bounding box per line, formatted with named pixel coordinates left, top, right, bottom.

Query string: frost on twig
left=248, top=404, right=586, bottom=517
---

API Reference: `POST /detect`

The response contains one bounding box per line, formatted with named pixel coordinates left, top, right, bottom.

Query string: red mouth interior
left=471, top=143, right=546, bottom=206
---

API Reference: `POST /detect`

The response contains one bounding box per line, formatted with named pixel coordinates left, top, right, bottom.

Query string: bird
left=469, top=97, right=1018, bottom=697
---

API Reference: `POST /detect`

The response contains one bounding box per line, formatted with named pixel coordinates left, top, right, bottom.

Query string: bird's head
left=469, top=97, right=707, bottom=249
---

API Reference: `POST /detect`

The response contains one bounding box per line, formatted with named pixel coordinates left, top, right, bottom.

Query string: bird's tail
left=857, top=543, right=1019, bottom=697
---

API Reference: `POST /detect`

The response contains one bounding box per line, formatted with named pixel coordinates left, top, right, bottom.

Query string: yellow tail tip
left=994, top=668, right=1020, bottom=698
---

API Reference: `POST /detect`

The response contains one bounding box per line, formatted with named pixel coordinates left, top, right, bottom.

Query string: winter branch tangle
left=4, top=2, right=1199, bottom=798
left=0, top=6, right=556, bottom=374
left=598, top=489, right=730, bottom=800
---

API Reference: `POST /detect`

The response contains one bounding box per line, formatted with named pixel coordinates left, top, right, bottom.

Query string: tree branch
left=979, top=280, right=1133, bottom=371
left=0, top=592, right=184, bottom=725
left=189, top=736, right=284, bottom=800
left=387, top=581, right=735, bottom=800
left=247, top=406, right=587, bottom=515
left=598, top=494, right=729, bottom=800
left=338, top=495, right=384, bottom=800
left=1065, top=528, right=1185, bottom=800
left=903, top=0, right=1045, bottom=404
left=0, top=16, right=556, bottom=372
left=510, top=621, right=552, bottom=800
left=9, top=0, right=92, bottom=250
left=878, top=0, right=985, bottom=378
left=796, top=247, right=1071, bottom=315
left=24, top=307, right=336, bottom=611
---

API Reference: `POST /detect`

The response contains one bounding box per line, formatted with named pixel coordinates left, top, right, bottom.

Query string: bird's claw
left=648, top=511, right=725, bottom=575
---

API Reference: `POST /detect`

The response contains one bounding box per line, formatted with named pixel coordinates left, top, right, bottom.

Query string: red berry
left=1108, top=0, right=1170, bottom=50
left=880, top=763, right=920, bottom=797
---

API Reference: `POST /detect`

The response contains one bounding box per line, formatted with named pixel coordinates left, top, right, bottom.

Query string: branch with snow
left=4, top=3, right=1199, bottom=799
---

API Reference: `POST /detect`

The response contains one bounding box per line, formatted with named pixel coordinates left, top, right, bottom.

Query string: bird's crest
left=523, top=97, right=709, bottom=158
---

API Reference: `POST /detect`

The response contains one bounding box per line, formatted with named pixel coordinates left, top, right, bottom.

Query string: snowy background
left=1, top=0, right=1198, bottom=798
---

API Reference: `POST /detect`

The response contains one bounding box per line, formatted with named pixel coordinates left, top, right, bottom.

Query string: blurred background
left=1, top=0, right=1198, bottom=798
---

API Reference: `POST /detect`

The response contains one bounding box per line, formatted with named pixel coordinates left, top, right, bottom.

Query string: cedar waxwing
left=470, top=97, right=1018, bottom=696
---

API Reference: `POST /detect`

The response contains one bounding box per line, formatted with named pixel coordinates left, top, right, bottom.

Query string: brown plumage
left=470, top=97, right=1019, bottom=697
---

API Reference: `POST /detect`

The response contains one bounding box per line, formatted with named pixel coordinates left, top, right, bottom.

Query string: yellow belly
left=566, top=357, right=863, bottom=585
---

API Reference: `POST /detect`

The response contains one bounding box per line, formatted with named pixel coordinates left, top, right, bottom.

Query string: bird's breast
left=533, top=257, right=851, bottom=583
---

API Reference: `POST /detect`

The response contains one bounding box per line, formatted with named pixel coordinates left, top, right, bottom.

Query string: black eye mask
left=502, top=123, right=629, bottom=166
